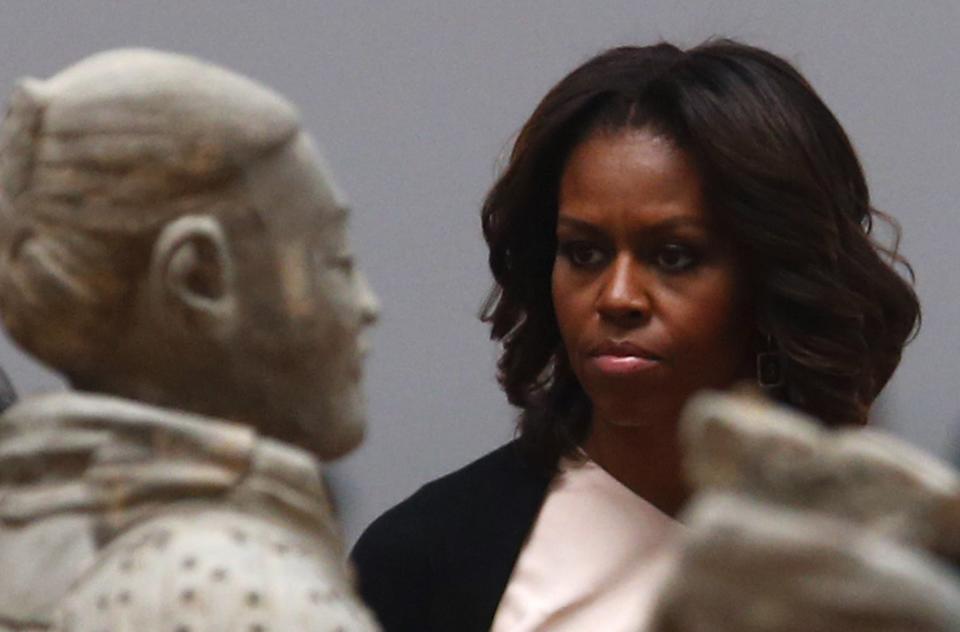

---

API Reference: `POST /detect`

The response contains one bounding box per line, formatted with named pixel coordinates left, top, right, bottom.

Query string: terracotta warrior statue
left=0, top=49, right=379, bottom=631
left=649, top=392, right=960, bottom=632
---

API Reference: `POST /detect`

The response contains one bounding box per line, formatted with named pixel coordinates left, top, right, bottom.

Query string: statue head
left=0, top=49, right=379, bottom=459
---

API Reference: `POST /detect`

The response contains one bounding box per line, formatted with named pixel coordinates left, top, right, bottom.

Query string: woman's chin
left=588, top=391, right=687, bottom=430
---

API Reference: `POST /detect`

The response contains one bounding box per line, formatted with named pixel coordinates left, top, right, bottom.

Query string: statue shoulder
left=49, top=508, right=378, bottom=631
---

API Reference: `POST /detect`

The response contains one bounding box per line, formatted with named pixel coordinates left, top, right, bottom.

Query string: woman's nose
left=595, top=255, right=650, bottom=324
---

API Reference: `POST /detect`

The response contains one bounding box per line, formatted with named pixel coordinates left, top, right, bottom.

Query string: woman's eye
left=559, top=241, right=606, bottom=268
left=655, top=244, right=697, bottom=272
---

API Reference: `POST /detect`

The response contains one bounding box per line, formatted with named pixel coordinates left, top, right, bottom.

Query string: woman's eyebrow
left=557, top=214, right=708, bottom=232
left=646, top=216, right=709, bottom=232
left=556, top=215, right=600, bottom=232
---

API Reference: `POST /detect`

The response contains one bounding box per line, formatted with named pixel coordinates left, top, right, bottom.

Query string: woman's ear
left=149, top=215, right=237, bottom=339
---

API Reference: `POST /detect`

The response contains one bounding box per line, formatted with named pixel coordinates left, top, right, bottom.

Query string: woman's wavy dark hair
left=481, top=40, right=921, bottom=468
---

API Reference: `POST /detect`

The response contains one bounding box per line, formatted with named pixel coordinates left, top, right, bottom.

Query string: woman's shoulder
left=351, top=440, right=553, bottom=630
left=355, top=440, right=543, bottom=547
left=414, top=439, right=543, bottom=505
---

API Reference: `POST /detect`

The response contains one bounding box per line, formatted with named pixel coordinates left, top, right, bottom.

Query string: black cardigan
left=351, top=441, right=552, bottom=631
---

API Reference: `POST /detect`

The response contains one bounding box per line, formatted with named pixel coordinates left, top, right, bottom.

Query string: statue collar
left=0, top=391, right=333, bottom=532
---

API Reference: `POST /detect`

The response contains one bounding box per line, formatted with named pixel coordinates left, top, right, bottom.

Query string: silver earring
left=756, top=335, right=785, bottom=390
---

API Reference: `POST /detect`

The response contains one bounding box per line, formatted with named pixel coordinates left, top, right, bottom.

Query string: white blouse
left=490, top=454, right=681, bottom=631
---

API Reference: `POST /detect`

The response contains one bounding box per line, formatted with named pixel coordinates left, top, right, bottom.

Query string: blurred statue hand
left=648, top=494, right=960, bottom=632
left=679, top=391, right=960, bottom=560
left=647, top=391, right=960, bottom=632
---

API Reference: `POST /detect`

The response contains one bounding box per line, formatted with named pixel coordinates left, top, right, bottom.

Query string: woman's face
left=552, top=128, right=753, bottom=428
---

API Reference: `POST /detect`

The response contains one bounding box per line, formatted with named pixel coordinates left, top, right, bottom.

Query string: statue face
left=236, top=133, right=379, bottom=459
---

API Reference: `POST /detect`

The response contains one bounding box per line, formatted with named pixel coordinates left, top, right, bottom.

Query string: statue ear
left=149, top=215, right=237, bottom=338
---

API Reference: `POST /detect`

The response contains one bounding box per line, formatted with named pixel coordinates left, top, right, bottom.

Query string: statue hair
left=0, top=49, right=299, bottom=374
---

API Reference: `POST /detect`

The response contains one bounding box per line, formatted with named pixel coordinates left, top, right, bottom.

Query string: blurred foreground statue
left=0, top=49, right=379, bottom=630
left=650, top=393, right=960, bottom=632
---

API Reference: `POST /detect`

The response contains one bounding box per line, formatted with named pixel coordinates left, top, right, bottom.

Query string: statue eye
left=329, top=255, right=354, bottom=275
left=312, top=249, right=354, bottom=277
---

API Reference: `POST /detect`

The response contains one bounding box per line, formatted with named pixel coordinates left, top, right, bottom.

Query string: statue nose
left=356, top=272, right=380, bottom=327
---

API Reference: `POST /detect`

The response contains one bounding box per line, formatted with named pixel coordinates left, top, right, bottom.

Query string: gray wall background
left=0, top=1, right=957, bottom=544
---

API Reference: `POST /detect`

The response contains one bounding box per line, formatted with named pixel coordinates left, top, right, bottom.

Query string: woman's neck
left=582, top=412, right=689, bottom=517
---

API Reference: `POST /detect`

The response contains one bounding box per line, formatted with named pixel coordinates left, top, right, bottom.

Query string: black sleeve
left=351, top=497, right=432, bottom=632
left=350, top=442, right=551, bottom=632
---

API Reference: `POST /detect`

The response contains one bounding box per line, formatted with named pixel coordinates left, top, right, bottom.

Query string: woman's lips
left=587, top=341, right=663, bottom=375
left=589, top=354, right=661, bottom=375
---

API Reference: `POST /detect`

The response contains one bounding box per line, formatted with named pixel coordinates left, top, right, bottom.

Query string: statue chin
left=315, top=415, right=366, bottom=460
left=321, top=382, right=369, bottom=459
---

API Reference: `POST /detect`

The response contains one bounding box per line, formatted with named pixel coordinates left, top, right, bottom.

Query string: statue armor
left=0, top=393, right=377, bottom=631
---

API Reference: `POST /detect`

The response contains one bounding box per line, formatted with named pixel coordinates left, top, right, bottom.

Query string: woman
left=352, top=39, right=920, bottom=631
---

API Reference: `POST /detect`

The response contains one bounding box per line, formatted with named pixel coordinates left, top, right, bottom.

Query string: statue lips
left=587, top=340, right=664, bottom=376
left=350, top=349, right=368, bottom=382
